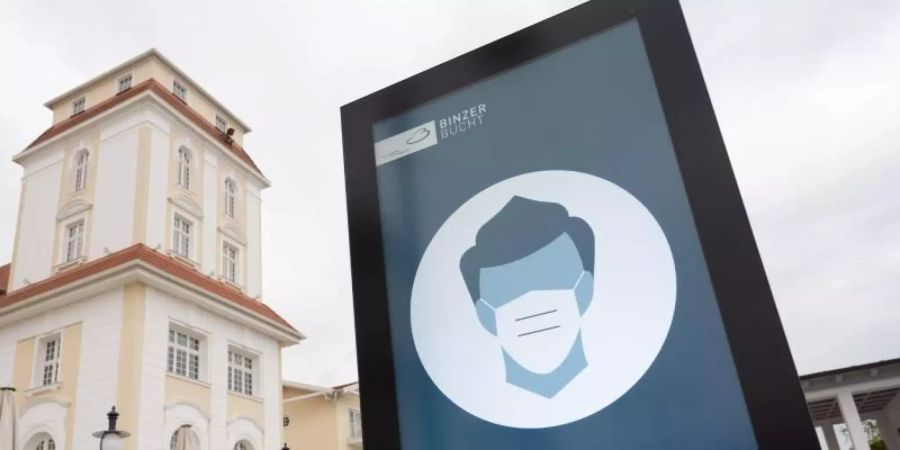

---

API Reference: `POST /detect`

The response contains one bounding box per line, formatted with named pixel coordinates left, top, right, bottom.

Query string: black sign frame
left=340, top=0, right=817, bottom=448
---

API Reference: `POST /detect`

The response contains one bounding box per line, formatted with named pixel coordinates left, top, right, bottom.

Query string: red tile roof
left=0, top=244, right=297, bottom=336
left=24, top=79, right=264, bottom=177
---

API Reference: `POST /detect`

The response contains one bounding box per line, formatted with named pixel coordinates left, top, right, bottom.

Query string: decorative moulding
left=56, top=198, right=92, bottom=221
left=169, top=191, right=203, bottom=219
left=218, top=221, right=247, bottom=245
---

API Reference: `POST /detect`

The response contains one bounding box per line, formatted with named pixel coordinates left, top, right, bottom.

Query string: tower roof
left=43, top=48, right=251, bottom=132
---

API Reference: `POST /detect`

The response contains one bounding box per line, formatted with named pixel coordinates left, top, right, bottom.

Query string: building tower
left=0, top=49, right=302, bottom=450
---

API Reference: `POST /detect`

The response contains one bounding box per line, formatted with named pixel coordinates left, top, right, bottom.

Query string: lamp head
left=99, top=432, right=124, bottom=450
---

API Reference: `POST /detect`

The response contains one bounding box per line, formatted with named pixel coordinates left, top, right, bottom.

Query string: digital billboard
left=341, top=1, right=817, bottom=448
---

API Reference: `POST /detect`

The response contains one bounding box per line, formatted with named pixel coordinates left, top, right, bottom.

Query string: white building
left=0, top=49, right=302, bottom=450
left=805, top=359, right=900, bottom=450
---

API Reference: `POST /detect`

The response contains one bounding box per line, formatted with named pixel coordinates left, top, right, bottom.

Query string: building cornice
left=16, top=80, right=270, bottom=187
left=0, top=244, right=302, bottom=344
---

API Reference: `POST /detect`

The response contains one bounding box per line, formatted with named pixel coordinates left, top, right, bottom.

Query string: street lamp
left=92, top=406, right=131, bottom=450
left=281, top=443, right=290, bottom=450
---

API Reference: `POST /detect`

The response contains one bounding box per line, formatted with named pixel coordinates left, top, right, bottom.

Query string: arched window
left=74, top=149, right=89, bottom=192
left=224, top=178, right=236, bottom=218
left=170, top=425, right=199, bottom=450
left=234, top=440, right=253, bottom=450
left=30, top=433, right=56, bottom=450
left=177, top=147, right=192, bottom=189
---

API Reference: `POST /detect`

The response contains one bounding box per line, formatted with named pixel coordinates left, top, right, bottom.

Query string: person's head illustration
left=460, top=196, right=595, bottom=398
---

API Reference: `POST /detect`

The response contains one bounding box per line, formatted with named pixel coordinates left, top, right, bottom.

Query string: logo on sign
left=374, top=121, right=439, bottom=166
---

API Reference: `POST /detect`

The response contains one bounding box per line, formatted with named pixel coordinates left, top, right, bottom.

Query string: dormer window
left=72, top=97, right=85, bottom=115
left=224, top=178, right=236, bottom=218
left=116, top=73, right=132, bottom=94
left=177, top=147, right=192, bottom=190
left=216, top=114, right=228, bottom=132
left=74, top=149, right=89, bottom=192
left=173, top=79, right=188, bottom=102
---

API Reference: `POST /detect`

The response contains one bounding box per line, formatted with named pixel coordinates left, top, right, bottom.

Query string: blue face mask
left=486, top=271, right=591, bottom=375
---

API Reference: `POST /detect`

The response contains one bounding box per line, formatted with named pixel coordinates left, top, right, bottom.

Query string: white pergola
left=803, top=358, right=900, bottom=450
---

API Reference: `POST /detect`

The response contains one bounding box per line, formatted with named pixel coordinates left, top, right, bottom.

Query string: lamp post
left=281, top=443, right=290, bottom=450
left=92, top=406, right=131, bottom=450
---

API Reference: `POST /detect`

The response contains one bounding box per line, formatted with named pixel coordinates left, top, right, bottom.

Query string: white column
left=823, top=423, right=841, bottom=450
left=838, top=391, right=872, bottom=450
left=875, top=413, right=900, bottom=450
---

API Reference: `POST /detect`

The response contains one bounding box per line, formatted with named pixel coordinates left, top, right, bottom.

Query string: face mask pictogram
left=464, top=196, right=596, bottom=398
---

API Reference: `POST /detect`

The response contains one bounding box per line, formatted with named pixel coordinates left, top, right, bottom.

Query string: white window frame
left=116, top=73, right=133, bottom=94
left=72, top=97, right=85, bottom=115
left=74, top=149, right=89, bottom=192
left=177, top=147, right=192, bottom=190
left=348, top=408, right=363, bottom=440
left=216, top=113, right=228, bottom=132
left=227, top=347, right=258, bottom=397
left=63, top=219, right=85, bottom=263
left=173, top=79, right=188, bottom=101
left=167, top=326, right=204, bottom=381
left=224, top=178, right=236, bottom=218
left=34, top=332, right=62, bottom=388
left=172, top=214, right=193, bottom=260
left=222, top=241, right=239, bottom=284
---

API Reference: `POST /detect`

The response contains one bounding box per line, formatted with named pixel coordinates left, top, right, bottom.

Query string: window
left=169, top=426, right=198, bottom=450
left=216, top=114, right=228, bottom=132
left=223, top=242, right=239, bottom=284
left=283, top=415, right=290, bottom=427
left=72, top=97, right=85, bottom=115
left=172, top=215, right=192, bottom=259
left=233, top=441, right=252, bottom=450
left=177, top=147, right=191, bottom=189
left=74, top=150, right=89, bottom=192
left=117, top=73, right=132, bottom=93
left=31, top=434, right=56, bottom=450
left=167, top=328, right=201, bottom=380
left=228, top=348, right=256, bottom=396
left=37, top=334, right=61, bottom=386
left=349, top=409, right=363, bottom=440
left=224, top=178, right=236, bottom=218
left=64, top=220, right=85, bottom=263
left=173, top=79, right=188, bottom=101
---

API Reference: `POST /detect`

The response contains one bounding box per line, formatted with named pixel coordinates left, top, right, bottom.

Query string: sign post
left=341, top=0, right=818, bottom=448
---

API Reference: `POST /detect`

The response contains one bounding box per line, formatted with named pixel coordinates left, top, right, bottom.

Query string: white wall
left=10, top=149, right=63, bottom=291
left=245, top=181, right=262, bottom=299
left=202, top=149, right=218, bottom=275
left=90, top=127, right=138, bottom=258
left=145, top=116, right=172, bottom=250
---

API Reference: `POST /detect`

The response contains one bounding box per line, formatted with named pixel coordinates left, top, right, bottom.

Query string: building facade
left=0, top=49, right=302, bottom=450
left=804, top=358, right=900, bottom=450
left=282, top=382, right=362, bottom=450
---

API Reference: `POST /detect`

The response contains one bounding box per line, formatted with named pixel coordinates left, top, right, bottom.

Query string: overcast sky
left=1, top=0, right=898, bottom=388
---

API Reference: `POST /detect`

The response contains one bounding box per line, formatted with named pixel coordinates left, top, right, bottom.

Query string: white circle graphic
left=410, top=170, right=677, bottom=428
